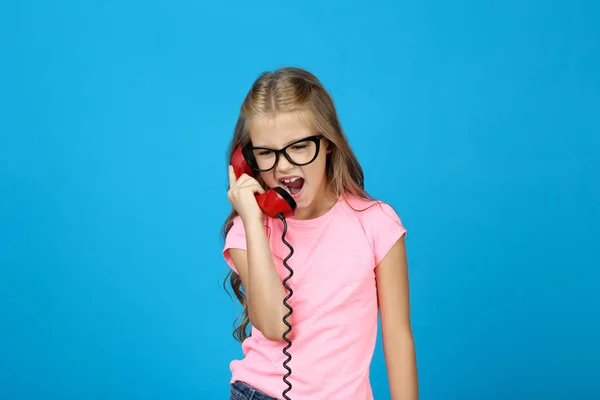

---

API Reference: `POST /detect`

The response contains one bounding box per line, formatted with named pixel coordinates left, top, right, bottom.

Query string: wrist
left=241, top=214, right=265, bottom=230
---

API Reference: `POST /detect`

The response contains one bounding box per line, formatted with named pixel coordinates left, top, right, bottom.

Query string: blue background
left=1, top=0, right=599, bottom=399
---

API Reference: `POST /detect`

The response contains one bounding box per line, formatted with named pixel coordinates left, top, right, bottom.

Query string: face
left=247, top=111, right=332, bottom=219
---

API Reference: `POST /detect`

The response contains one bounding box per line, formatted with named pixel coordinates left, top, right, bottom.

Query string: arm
left=376, top=237, right=418, bottom=400
left=228, top=217, right=290, bottom=342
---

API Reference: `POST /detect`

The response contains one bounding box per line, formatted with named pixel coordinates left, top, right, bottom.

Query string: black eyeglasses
left=242, top=135, right=324, bottom=172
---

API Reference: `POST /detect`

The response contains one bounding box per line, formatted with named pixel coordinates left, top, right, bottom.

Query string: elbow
left=263, top=331, right=284, bottom=342
left=249, top=301, right=290, bottom=342
left=259, top=321, right=289, bottom=342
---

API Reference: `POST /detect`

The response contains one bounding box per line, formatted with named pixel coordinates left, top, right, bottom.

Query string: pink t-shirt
left=223, top=195, right=407, bottom=399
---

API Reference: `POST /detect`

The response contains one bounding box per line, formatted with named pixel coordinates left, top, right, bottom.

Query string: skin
left=377, top=237, right=419, bottom=399
left=227, top=111, right=418, bottom=398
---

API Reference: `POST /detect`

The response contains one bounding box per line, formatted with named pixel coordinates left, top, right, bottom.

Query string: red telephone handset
left=231, top=145, right=296, bottom=219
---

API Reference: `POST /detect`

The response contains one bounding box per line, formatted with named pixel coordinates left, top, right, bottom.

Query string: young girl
left=222, top=67, right=418, bottom=400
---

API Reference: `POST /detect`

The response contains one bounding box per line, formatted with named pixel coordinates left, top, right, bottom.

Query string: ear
left=324, top=138, right=332, bottom=154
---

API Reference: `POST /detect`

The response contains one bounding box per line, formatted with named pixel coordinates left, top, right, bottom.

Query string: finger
left=235, top=173, right=254, bottom=186
left=228, top=165, right=236, bottom=189
left=238, top=182, right=266, bottom=194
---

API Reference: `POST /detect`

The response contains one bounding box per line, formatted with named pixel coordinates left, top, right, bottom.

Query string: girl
left=222, top=67, right=417, bottom=400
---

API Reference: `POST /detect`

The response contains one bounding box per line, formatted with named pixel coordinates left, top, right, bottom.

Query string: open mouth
left=280, top=176, right=305, bottom=196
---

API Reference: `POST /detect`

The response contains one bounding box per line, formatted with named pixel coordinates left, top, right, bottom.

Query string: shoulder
left=342, top=195, right=404, bottom=229
left=223, top=215, right=252, bottom=254
left=225, top=215, right=244, bottom=237
left=341, top=195, right=407, bottom=265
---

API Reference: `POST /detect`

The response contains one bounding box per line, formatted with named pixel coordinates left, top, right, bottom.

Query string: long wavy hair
left=222, top=67, right=373, bottom=342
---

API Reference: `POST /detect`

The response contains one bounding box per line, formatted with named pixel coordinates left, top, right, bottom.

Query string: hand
left=228, top=165, right=265, bottom=223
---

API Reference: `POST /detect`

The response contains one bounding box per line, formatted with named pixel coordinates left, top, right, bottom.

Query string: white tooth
left=281, top=177, right=299, bottom=183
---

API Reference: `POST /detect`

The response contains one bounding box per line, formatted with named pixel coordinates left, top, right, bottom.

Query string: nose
left=275, top=154, right=294, bottom=173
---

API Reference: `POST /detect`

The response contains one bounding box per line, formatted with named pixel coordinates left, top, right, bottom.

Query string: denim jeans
left=229, top=381, right=279, bottom=400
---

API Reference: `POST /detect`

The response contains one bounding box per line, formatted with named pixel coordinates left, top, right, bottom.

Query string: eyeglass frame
left=242, top=134, right=324, bottom=173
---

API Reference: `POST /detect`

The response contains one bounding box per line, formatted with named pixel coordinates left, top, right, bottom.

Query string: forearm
left=244, top=218, right=288, bottom=341
left=384, top=331, right=418, bottom=400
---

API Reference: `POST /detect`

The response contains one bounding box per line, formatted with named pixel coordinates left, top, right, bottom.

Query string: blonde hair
left=222, top=67, right=372, bottom=342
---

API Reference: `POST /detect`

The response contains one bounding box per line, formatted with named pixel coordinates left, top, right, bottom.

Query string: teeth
left=281, top=177, right=300, bottom=183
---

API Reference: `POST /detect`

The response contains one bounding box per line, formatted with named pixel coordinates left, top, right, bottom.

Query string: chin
left=294, top=192, right=317, bottom=212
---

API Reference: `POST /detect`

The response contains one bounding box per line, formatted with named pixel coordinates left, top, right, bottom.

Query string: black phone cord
left=278, top=213, right=294, bottom=400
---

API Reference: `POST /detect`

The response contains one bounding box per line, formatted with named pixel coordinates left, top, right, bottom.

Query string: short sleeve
left=365, top=202, right=407, bottom=265
left=223, top=216, right=247, bottom=273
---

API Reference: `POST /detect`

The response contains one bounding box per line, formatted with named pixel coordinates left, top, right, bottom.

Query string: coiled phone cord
left=278, top=213, right=294, bottom=400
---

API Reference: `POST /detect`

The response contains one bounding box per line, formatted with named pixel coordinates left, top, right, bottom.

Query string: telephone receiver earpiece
left=231, top=145, right=297, bottom=219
